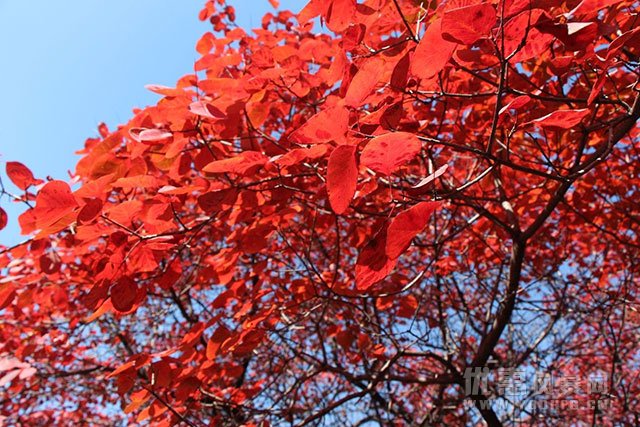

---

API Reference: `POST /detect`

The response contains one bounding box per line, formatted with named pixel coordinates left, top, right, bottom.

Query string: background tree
left=1, top=0, right=640, bottom=425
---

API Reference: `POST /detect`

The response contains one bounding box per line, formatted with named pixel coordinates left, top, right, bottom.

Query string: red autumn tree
left=1, top=0, right=640, bottom=425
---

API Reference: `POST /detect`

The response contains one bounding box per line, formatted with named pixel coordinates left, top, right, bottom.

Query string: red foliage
left=5, top=161, right=43, bottom=191
left=1, top=0, right=640, bottom=425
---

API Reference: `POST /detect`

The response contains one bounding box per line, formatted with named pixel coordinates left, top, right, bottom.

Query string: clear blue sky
left=0, top=0, right=299, bottom=245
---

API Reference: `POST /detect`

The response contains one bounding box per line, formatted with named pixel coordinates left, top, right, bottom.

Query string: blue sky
left=0, top=0, right=300, bottom=245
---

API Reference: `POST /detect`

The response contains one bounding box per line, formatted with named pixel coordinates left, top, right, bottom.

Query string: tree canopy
left=1, top=0, right=640, bottom=425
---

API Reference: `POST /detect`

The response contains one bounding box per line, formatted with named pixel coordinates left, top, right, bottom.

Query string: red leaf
left=587, top=73, right=607, bottom=106
left=391, top=52, right=411, bottom=90
left=502, top=10, right=553, bottom=62
left=298, top=0, right=329, bottom=25
left=571, top=0, right=625, bottom=18
left=290, top=106, right=349, bottom=144
left=410, top=19, right=456, bottom=80
left=360, top=132, right=422, bottom=175
left=0, top=207, right=7, bottom=231
left=527, top=109, right=590, bottom=130
left=203, top=151, right=267, bottom=175
left=145, top=84, right=183, bottom=97
left=33, top=181, right=79, bottom=227
left=273, top=145, right=330, bottom=167
left=605, top=26, right=640, bottom=62
left=326, top=0, right=356, bottom=33
left=410, top=164, right=449, bottom=191
left=535, top=20, right=598, bottom=52
left=129, top=128, right=173, bottom=143
left=0, top=370, right=20, bottom=387
left=344, top=58, right=383, bottom=107
left=39, top=252, right=61, bottom=275
left=181, top=322, right=205, bottom=346
left=498, top=95, right=532, bottom=117
left=157, top=185, right=197, bottom=195
left=442, top=3, right=497, bottom=45
left=385, top=202, right=440, bottom=259
left=0, top=284, right=15, bottom=310
left=6, top=161, right=42, bottom=190
left=327, top=145, right=358, bottom=214
left=113, top=175, right=160, bottom=189
left=197, top=188, right=238, bottom=212
left=396, top=294, right=419, bottom=318
left=0, top=357, right=28, bottom=372
left=206, top=325, right=231, bottom=359
left=189, top=101, right=226, bottom=119
left=106, top=354, right=150, bottom=379
left=98, top=122, right=109, bottom=138
left=18, top=367, right=36, bottom=380
left=588, top=27, right=640, bottom=104
left=110, top=277, right=138, bottom=313
left=77, top=198, right=103, bottom=224
left=356, top=226, right=396, bottom=290
left=175, top=376, right=201, bottom=401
